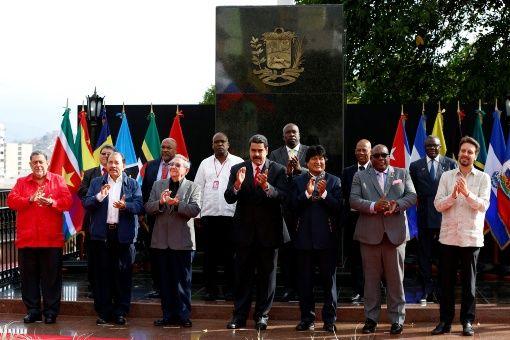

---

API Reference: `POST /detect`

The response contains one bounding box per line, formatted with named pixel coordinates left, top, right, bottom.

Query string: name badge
left=212, top=180, right=219, bottom=190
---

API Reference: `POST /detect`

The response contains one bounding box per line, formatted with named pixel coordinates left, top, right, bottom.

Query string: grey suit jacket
left=145, top=178, right=201, bottom=250
left=350, top=166, right=417, bottom=246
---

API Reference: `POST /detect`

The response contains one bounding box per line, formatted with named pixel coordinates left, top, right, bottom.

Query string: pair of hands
left=286, top=155, right=302, bottom=176
left=451, top=177, right=469, bottom=199
left=159, top=189, right=180, bottom=206
left=306, top=177, right=326, bottom=197
left=374, top=195, right=398, bottom=215
left=30, top=187, right=53, bottom=206
left=99, top=184, right=127, bottom=209
left=234, top=166, right=269, bottom=191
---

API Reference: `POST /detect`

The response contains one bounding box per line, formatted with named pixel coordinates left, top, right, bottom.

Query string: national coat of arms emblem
left=250, top=27, right=304, bottom=87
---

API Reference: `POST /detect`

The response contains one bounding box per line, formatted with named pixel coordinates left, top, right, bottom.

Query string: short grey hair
left=172, top=154, right=190, bottom=169
left=30, top=150, right=48, bottom=161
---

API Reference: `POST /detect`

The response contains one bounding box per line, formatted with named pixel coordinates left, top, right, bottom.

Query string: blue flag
left=484, top=110, right=510, bottom=249
left=115, top=112, right=138, bottom=169
left=411, top=114, right=427, bottom=162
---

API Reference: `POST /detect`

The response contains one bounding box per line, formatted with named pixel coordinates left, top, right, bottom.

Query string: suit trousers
left=233, top=245, right=278, bottom=321
left=360, top=235, right=406, bottom=324
left=201, top=216, right=234, bottom=294
left=154, top=248, right=194, bottom=320
left=417, top=228, right=440, bottom=294
left=439, top=244, right=479, bottom=324
left=18, top=247, right=62, bottom=317
left=90, top=230, right=133, bottom=319
left=296, top=248, right=338, bottom=323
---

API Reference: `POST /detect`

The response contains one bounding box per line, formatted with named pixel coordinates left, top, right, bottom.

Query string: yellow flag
left=431, top=110, right=447, bottom=156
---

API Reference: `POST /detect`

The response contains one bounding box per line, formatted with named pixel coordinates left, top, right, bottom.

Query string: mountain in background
left=19, top=130, right=58, bottom=160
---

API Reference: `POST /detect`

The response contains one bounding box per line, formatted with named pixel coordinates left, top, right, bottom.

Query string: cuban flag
left=390, top=114, right=418, bottom=239
left=484, top=110, right=510, bottom=249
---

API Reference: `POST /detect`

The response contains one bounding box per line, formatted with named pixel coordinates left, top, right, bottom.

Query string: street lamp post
left=86, top=88, right=104, bottom=148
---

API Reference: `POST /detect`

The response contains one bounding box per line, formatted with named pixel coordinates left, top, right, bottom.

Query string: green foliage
left=295, top=0, right=510, bottom=104
left=200, top=85, right=216, bottom=105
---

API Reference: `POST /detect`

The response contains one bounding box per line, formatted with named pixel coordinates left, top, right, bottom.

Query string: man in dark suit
left=341, top=139, right=371, bottom=304
left=140, top=137, right=177, bottom=298
left=291, top=145, right=342, bottom=333
left=409, top=135, right=457, bottom=303
left=77, top=144, right=116, bottom=298
left=350, top=144, right=417, bottom=335
left=224, top=134, right=289, bottom=331
left=83, top=152, right=144, bottom=325
left=268, top=123, right=309, bottom=301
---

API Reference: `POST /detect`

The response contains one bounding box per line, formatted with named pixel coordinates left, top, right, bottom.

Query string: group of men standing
left=7, top=122, right=490, bottom=337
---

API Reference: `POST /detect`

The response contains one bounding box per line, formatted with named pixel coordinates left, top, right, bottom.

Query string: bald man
left=341, top=139, right=371, bottom=303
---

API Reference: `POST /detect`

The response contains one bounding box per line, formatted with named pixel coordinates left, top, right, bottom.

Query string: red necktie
left=161, top=163, right=169, bottom=180
left=102, top=168, right=107, bottom=176
left=253, top=166, right=260, bottom=187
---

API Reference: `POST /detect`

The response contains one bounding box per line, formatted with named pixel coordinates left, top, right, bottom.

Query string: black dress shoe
left=255, top=316, right=268, bottom=330
left=180, top=319, right=192, bottom=328
left=145, top=290, right=160, bottom=299
left=431, top=322, right=451, bottom=335
left=44, top=315, right=56, bottom=324
left=226, top=318, right=246, bottom=329
left=96, top=318, right=109, bottom=325
left=462, top=322, right=474, bottom=336
left=114, top=315, right=126, bottom=325
left=390, top=323, right=404, bottom=335
left=295, top=320, right=314, bottom=331
left=362, top=319, right=377, bottom=334
left=323, top=323, right=337, bottom=333
left=23, top=313, right=42, bottom=323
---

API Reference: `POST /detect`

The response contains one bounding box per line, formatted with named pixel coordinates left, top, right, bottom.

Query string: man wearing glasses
left=145, top=154, right=201, bottom=328
left=350, top=144, right=416, bottom=335
left=410, top=136, right=457, bottom=303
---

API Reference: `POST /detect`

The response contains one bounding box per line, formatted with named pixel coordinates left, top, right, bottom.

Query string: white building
left=5, top=143, right=33, bottom=180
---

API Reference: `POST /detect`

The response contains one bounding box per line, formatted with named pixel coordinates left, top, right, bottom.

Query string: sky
left=0, top=0, right=292, bottom=141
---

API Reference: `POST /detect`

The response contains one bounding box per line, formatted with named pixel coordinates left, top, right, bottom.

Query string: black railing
left=0, top=190, right=19, bottom=286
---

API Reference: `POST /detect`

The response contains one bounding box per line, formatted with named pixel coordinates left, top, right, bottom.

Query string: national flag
left=484, top=110, right=510, bottom=249
left=499, top=160, right=510, bottom=236
left=48, top=108, right=84, bottom=240
left=390, top=113, right=418, bottom=239
left=136, top=157, right=144, bottom=186
left=115, top=109, right=138, bottom=170
left=169, top=106, right=189, bottom=158
left=75, top=110, right=98, bottom=172
left=431, top=109, right=447, bottom=156
left=141, top=107, right=161, bottom=162
left=93, top=107, right=114, bottom=162
left=410, top=114, right=427, bottom=163
left=472, top=109, right=488, bottom=170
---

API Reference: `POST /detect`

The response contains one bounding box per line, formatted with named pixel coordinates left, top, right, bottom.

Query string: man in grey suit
left=410, top=135, right=457, bottom=303
left=144, top=154, right=201, bottom=328
left=268, top=123, right=309, bottom=301
left=350, top=144, right=417, bottom=335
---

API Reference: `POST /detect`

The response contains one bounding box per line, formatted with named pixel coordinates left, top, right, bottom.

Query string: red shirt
left=7, top=172, right=72, bottom=248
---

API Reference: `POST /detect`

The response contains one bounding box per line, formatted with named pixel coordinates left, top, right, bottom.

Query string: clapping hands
left=159, top=189, right=180, bottom=206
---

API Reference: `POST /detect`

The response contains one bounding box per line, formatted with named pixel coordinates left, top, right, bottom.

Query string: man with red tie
left=224, top=134, right=289, bottom=331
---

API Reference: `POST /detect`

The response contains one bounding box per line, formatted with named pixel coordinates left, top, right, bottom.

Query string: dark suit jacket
left=77, top=166, right=102, bottom=231
left=409, top=156, right=457, bottom=229
left=142, top=157, right=162, bottom=204
left=291, top=172, right=342, bottom=249
left=268, top=144, right=309, bottom=172
left=224, top=159, right=289, bottom=248
left=83, top=173, right=144, bottom=244
left=341, top=164, right=363, bottom=229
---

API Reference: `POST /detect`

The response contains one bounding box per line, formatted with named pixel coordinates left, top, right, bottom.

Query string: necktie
left=429, top=159, right=436, bottom=180
left=161, top=163, right=169, bottom=180
left=377, top=172, right=385, bottom=191
left=102, top=168, right=107, bottom=176
left=358, top=165, right=365, bottom=171
left=289, top=149, right=296, bottom=159
left=253, top=166, right=260, bottom=187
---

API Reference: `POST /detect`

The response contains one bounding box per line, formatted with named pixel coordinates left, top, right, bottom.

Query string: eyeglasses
left=371, top=153, right=389, bottom=159
left=169, top=162, right=184, bottom=168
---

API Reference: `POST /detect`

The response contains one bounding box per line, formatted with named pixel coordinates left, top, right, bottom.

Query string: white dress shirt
left=286, top=144, right=301, bottom=158
left=426, top=155, right=440, bottom=175
left=194, top=153, right=243, bottom=217
left=434, top=167, right=490, bottom=247
left=96, top=174, right=123, bottom=223
left=156, top=159, right=171, bottom=180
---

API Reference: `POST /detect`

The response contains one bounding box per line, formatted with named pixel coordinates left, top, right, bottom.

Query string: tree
left=295, top=0, right=510, bottom=104
left=200, top=85, right=216, bottom=105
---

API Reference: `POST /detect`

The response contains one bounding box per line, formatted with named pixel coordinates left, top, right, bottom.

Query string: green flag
left=141, top=109, right=161, bottom=161
left=472, top=109, right=487, bottom=170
